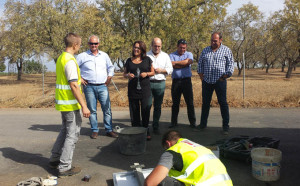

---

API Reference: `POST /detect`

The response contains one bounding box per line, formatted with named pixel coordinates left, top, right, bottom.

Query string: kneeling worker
left=145, top=130, right=232, bottom=186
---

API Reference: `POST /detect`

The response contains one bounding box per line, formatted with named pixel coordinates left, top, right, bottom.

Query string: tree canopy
left=0, top=0, right=299, bottom=80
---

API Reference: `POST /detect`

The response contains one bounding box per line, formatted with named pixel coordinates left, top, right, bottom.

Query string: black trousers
left=159, top=176, right=185, bottom=186
left=171, top=77, right=196, bottom=126
left=129, top=97, right=151, bottom=129
left=200, top=80, right=230, bottom=131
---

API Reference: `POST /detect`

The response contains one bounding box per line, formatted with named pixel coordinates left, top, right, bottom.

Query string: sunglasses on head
left=177, top=39, right=187, bottom=45
left=89, top=42, right=99, bottom=45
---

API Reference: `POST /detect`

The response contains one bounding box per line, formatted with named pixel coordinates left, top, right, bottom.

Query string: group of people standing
left=123, top=32, right=234, bottom=140
left=49, top=31, right=234, bottom=183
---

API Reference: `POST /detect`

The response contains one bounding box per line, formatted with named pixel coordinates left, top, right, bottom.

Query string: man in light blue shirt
left=76, top=35, right=118, bottom=139
left=169, top=39, right=196, bottom=129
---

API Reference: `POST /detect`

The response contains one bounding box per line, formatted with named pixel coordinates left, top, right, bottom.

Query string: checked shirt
left=197, top=44, right=234, bottom=84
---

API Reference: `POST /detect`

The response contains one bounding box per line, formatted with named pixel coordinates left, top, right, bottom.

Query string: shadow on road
left=28, top=119, right=131, bottom=137
left=87, top=123, right=300, bottom=186
left=0, top=147, right=57, bottom=175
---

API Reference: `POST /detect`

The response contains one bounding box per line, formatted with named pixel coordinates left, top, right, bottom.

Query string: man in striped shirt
left=197, top=32, right=234, bottom=135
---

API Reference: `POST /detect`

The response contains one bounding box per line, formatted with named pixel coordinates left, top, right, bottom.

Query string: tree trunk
left=238, top=68, right=242, bottom=76
left=266, top=64, right=270, bottom=73
left=281, top=64, right=285, bottom=72
left=286, top=65, right=293, bottom=78
left=285, top=57, right=297, bottom=78
left=17, top=66, right=22, bottom=81
left=17, top=59, right=23, bottom=81
left=286, top=55, right=300, bottom=77
left=237, top=62, right=242, bottom=76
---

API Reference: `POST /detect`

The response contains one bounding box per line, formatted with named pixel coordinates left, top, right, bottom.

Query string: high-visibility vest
left=55, top=52, right=81, bottom=111
left=168, top=138, right=233, bottom=186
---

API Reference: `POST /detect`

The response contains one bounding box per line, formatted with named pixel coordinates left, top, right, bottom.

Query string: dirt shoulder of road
left=0, top=69, right=299, bottom=108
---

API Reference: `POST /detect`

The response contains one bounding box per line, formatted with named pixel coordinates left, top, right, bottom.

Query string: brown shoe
left=58, top=166, right=81, bottom=178
left=106, top=131, right=118, bottom=138
left=90, top=132, right=98, bottom=139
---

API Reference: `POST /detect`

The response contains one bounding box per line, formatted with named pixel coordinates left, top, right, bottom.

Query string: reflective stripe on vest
left=172, top=154, right=217, bottom=180
left=195, top=174, right=231, bottom=186
left=55, top=99, right=78, bottom=105
left=55, top=52, right=81, bottom=111
left=56, top=84, right=71, bottom=90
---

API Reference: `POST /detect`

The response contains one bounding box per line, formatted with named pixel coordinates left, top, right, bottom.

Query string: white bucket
left=251, top=148, right=282, bottom=181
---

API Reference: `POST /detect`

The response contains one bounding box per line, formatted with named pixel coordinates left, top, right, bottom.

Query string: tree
left=97, top=0, right=230, bottom=70
left=29, top=0, right=98, bottom=61
left=0, top=0, right=37, bottom=80
left=257, top=20, right=280, bottom=73
left=0, top=62, right=5, bottom=72
left=270, top=8, right=298, bottom=77
left=97, top=0, right=169, bottom=67
left=281, top=0, right=300, bottom=78
left=23, top=59, right=47, bottom=74
left=224, top=3, right=263, bottom=76
left=0, top=0, right=106, bottom=80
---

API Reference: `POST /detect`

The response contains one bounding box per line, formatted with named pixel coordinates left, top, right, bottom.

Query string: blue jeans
left=200, top=80, right=230, bottom=131
left=83, top=84, right=113, bottom=133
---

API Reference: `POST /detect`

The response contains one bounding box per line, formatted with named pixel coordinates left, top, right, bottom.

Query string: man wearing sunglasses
left=77, top=35, right=118, bottom=139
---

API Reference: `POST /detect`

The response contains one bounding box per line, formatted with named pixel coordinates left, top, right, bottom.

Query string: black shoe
left=49, top=161, right=60, bottom=169
left=58, top=166, right=81, bottom=178
left=169, top=124, right=177, bottom=128
left=221, top=130, right=229, bottom=135
left=193, top=125, right=206, bottom=131
left=145, top=129, right=151, bottom=141
left=153, top=129, right=161, bottom=135
left=189, top=124, right=196, bottom=128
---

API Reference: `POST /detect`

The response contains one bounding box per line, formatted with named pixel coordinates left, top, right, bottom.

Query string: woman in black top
left=123, top=41, right=155, bottom=140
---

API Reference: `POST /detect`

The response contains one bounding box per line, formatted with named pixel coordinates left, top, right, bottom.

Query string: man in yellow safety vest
left=49, top=33, right=90, bottom=178
left=145, top=130, right=233, bottom=186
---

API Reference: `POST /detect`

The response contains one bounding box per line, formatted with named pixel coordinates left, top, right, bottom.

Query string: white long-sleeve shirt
left=147, top=50, right=173, bottom=81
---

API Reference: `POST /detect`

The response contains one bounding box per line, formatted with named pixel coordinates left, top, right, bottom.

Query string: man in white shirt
left=147, top=38, right=173, bottom=134
left=76, top=35, right=118, bottom=139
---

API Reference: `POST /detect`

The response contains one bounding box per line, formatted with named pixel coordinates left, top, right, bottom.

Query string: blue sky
left=0, top=0, right=285, bottom=72
left=0, top=0, right=286, bottom=18
left=227, top=0, right=285, bottom=17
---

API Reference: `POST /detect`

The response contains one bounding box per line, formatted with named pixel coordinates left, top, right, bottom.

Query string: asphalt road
left=0, top=108, right=299, bottom=186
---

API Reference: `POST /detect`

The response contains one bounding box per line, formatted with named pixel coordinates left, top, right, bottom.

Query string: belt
left=173, top=77, right=191, bottom=81
left=89, top=83, right=105, bottom=86
left=150, top=80, right=165, bottom=83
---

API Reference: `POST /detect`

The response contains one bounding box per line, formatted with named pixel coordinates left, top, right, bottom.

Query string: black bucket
left=117, top=127, right=147, bottom=155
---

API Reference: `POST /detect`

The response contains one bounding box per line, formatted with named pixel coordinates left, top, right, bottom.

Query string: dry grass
left=0, top=68, right=299, bottom=108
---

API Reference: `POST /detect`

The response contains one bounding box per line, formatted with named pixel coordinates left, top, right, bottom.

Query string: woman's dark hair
left=132, top=41, right=147, bottom=59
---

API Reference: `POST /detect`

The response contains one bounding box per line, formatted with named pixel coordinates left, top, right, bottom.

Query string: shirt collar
left=87, top=49, right=101, bottom=56
left=175, top=50, right=186, bottom=56
left=149, top=50, right=161, bottom=57
left=210, top=44, right=223, bottom=52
